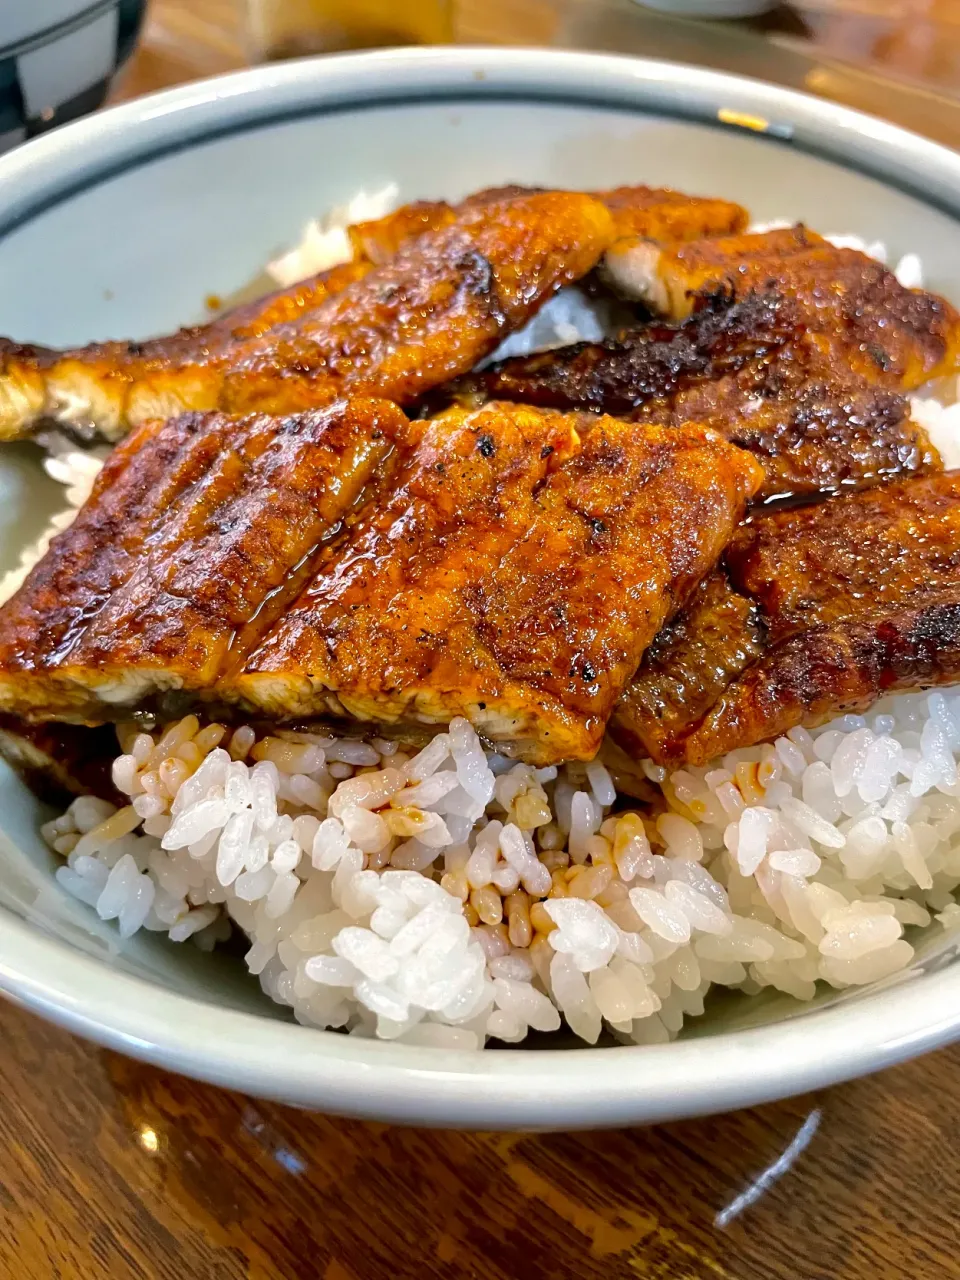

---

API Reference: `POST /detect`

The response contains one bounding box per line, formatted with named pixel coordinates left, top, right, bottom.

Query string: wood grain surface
left=4, top=3, right=960, bottom=1277
left=2, top=996, right=960, bottom=1279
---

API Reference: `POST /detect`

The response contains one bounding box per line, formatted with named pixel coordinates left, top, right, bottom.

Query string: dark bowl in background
left=0, top=0, right=146, bottom=153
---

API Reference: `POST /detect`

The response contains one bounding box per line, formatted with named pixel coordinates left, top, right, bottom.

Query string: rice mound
left=43, top=693, right=960, bottom=1050
left=0, top=432, right=107, bottom=604
left=13, top=200, right=960, bottom=1049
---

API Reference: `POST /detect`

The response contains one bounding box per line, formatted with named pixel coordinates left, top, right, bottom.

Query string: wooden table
left=4, top=997, right=960, bottom=1278
left=4, top=3, right=960, bottom=1276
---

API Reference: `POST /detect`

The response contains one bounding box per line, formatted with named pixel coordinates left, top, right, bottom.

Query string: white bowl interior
left=2, top=50, right=960, bottom=1122
left=4, top=102, right=960, bottom=345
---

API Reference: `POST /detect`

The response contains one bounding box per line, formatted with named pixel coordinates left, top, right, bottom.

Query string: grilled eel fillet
left=0, top=400, right=761, bottom=764
left=601, top=226, right=960, bottom=390
left=612, top=471, right=960, bottom=766
left=228, top=403, right=763, bottom=763
left=429, top=293, right=940, bottom=504
left=0, top=398, right=415, bottom=722
left=0, top=186, right=746, bottom=443
left=636, top=371, right=939, bottom=505
left=347, top=184, right=746, bottom=263
left=436, top=293, right=798, bottom=416
left=0, top=190, right=613, bottom=441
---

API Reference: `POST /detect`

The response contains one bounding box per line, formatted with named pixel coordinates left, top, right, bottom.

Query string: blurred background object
left=0, top=0, right=145, bottom=152
left=631, top=0, right=777, bottom=20
left=246, top=0, right=453, bottom=59
left=120, top=0, right=959, bottom=146
left=5, top=1, right=955, bottom=152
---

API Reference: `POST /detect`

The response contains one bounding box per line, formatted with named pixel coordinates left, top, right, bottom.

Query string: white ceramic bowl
left=2, top=47, right=960, bottom=1128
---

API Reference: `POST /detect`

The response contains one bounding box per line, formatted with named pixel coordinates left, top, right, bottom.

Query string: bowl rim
left=2, top=44, right=960, bottom=1126
left=4, top=43, right=960, bottom=236
left=4, top=908, right=960, bottom=1126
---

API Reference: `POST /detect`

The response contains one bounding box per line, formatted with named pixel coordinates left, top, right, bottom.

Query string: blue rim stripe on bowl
left=1, top=48, right=960, bottom=242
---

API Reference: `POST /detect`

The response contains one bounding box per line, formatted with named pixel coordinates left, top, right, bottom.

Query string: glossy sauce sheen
left=603, top=226, right=960, bottom=389
left=217, top=191, right=614, bottom=416
left=0, top=400, right=412, bottom=720
left=232, top=402, right=762, bottom=763
left=349, top=184, right=747, bottom=263
left=597, top=185, right=746, bottom=241
left=0, top=259, right=372, bottom=442
left=432, top=291, right=940, bottom=504
left=0, top=190, right=615, bottom=439
left=644, top=373, right=937, bottom=504
left=613, top=471, right=960, bottom=764
left=442, top=294, right=799, bottom=417
left=0, top=186, right=747, bottom=442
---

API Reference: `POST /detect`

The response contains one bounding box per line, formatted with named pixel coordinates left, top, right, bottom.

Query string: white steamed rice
left=12, top=194, right=960, bottom=1049
left=0, top=432, right=108, bottom=604
left=43, top=694, right=960, bottom=1050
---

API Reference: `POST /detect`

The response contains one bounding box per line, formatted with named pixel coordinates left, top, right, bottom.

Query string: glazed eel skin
left=435, top=277, right=945, bottom=505
left=612, top=472, right=960, bottom=765
left=0, top=190, right=614, bottom=440
left=0, top=401, right=762, bottom=764
left=600, top=225, right=960, bottom=391
left=0, top=185, right=747, bottom=443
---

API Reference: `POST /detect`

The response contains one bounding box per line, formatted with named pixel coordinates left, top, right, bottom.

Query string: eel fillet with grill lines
left=228, top=402, right=763, bottom=763
left=428, top=292, right=942, bottom=504
left=600, top=226, right=960, bottom=390
left=0, top=185, right=746, bottom=443
left=0, top=190, right=613, bottom=441
left=612, top=472, right=960, bottom=765
left=0, top=398, right=415, bottom=721
left=0, top=401, right=763, bottom=765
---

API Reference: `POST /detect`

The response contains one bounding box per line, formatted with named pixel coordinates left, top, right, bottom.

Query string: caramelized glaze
left=613, top=472, right=960, bottom=764
left=233, top=402, right=762, bottom=763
